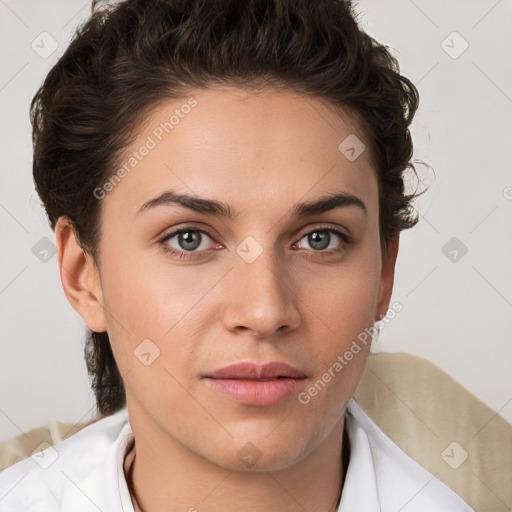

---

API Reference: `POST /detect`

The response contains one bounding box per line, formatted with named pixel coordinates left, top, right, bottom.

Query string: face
left=59, top=86, right=398, bottom=472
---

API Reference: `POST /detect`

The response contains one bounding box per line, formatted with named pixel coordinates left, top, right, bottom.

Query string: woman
left=0, top=0, right=474, bottom=510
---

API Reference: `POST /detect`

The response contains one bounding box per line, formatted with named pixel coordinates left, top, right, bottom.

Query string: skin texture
left=56, top=86, right=399, bottom=512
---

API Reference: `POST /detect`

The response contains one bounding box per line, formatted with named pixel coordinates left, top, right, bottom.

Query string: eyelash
left=158, top=225, right=353, bottom=260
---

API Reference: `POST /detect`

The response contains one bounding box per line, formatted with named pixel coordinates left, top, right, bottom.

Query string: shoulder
left=344, top=398, right=474, bottom=512
left=0, top=407, right=131, bottom=512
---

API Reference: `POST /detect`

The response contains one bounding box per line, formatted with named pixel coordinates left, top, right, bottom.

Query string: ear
left=55, top=217, right=108, bottom=333
left=375, top=232, right=400, bottom=321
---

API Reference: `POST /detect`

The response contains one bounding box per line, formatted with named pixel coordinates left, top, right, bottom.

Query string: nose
left=222, top=247, right=301, bottom=338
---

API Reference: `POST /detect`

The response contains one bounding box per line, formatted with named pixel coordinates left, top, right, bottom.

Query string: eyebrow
left=136, top=189, right=367, bottom=219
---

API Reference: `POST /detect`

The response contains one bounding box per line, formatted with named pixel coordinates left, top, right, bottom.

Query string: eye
left=295, top=227, right=350, bottom=252
left=160, top=228, right=218, bottom=259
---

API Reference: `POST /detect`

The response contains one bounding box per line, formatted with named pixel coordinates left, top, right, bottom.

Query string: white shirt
left=0, top=398, right=474, bottom=511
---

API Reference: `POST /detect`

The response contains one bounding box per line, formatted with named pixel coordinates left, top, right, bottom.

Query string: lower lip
left=204, top=377, right=305, bottom=406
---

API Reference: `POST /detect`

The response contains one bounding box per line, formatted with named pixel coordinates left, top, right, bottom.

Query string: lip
left=203, top=362, right=307, bottom=406
left=206, top=362, right=306, bottom=380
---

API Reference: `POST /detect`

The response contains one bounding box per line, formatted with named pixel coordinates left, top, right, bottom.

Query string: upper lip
left=205, top=362, right=306, bottom=380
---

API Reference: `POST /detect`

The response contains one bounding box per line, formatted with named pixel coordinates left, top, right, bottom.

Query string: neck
left=126, top=405, right=349, bottom=512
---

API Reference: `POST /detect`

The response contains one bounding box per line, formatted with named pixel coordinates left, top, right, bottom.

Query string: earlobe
left=55, top=217, right=108, bottom=333
left=376, top=232, right=400, bottom=321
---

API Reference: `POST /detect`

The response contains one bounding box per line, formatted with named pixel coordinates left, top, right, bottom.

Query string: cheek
left=298, top=248, right=380, bottom=402
left=305, top=254, right=381, bottom=346
left=98, top=250, right=217, bottom=381
left=100, top=248, right=206, bottom=334
left=297, top=269, right=378, bottom=424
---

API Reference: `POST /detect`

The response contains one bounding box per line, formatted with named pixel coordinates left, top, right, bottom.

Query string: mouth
left=203, top=361, right=307, bottom=406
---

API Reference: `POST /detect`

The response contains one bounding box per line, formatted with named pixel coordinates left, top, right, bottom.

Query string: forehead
left=102, top=86, right=378, bottom=220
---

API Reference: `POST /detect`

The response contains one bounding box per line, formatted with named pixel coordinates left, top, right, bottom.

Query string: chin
left=201, top=432, right=314, bottom=473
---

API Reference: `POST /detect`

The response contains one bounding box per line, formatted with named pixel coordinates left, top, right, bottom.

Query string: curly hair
left=30, top=0, right=425, bottom=417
